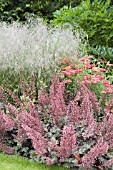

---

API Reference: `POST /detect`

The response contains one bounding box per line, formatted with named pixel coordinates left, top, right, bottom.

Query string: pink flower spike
left=46, top=157, right=54, bottom=165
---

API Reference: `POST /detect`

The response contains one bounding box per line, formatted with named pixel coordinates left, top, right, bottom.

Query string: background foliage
left=51, top=0, right=113, bottom=47
left=51, top=0, right=113, bottom=61
left=0, top=0, right=82, bottom=22
left=1, top=0, right=113, bottom=61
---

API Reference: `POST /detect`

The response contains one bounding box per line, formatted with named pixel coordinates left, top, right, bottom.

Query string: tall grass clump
left=0, top=17, right=87, bottom=76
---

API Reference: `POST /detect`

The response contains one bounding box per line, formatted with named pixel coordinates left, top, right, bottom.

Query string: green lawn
left=0, top=154, right=75, bottom=170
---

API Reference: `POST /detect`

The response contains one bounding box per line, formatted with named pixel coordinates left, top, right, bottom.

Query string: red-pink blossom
left=62, top=66, right=71, bottom=70
left=102, top=81, right=111, bottom=87
left=98, top=58, right=106, bottom=63
left=89, top=75, right=104, bottom=84
left=62, top=69, right=76, bottom=76
left=80, top=58, right=85, bottom=62
left=63, top=79, right=72, bottom=83
left=107, top=88, right=113, bottom=93
left=83, top=74, right=90, bottom=80
left=91, top=77, right=101, bottom=83
left=84, top=80, right=91, bottom=84
left=100, top=68, right=107, bottom=72
left=84, top=61, right=92, bottom=69
left=62, top=70, right=73, bottom=77
left=92, top=67, right=99, bottom=73
left=106, top=62, right=113, bottom=66
left=56, top=57, right=62, bottom=61
left=74, top=68, right=83, bottom=73
left=87, top=55, right=94, bottom=59
left=96, top=75, right=104, bottom=80
left=69, top=63, right=75, bottom=67
left=61, top=61, right=67, bottom=65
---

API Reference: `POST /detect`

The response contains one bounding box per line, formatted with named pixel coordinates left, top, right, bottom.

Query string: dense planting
left=0, top=0, right=113, bottom=169
left=57, top=55, right=113, bottom=105
left=0, top=64, right=113, bottom=169
left=0, top=18, right=86, bottom=92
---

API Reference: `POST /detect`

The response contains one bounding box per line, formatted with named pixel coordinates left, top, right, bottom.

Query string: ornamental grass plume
left=0, top=17, right=86, bottom=78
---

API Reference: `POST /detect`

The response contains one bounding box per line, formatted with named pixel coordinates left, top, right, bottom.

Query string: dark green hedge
left=0, top=0, right=82, bottom=22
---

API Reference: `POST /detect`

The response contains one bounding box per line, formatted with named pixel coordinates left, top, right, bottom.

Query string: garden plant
left=51, top=0, right=113, bottom=61
left=0, top=54, right=113, bottom=169
left=0, top=0, right=113, bottom=170
left=0, top=17, right=86, bottom=93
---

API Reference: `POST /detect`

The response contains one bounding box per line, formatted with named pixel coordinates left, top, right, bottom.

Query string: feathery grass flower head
left=0, top=17, right=87, bottom=78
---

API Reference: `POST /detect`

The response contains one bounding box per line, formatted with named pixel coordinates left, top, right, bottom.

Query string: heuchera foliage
left=0, top=75, right=113, bottom=169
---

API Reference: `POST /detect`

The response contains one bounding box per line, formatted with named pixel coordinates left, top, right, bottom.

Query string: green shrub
left=0, top=0, right=82, bottom=22
left=51, top=0, right=113, bottom=49
left=88, top=45, right=113, bottom=62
